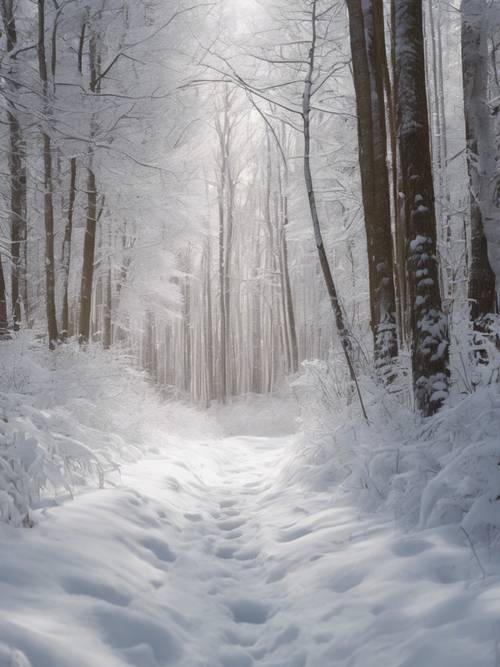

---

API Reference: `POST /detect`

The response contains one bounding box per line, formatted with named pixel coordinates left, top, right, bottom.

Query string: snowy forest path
left=0, top=431, right=495, bottom=667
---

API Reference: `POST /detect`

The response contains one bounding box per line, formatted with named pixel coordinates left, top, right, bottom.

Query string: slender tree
left=303, top=0, right=367, bottom=418
left=79, top=25, right=101, bottom=344
left=38, top=0, right=59, bottom=348
left=0, top=257, right=9, bottom=338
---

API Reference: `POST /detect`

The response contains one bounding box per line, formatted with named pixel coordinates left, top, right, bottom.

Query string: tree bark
left=38, top=0, right=59, bottom=348
left=461, top=0, right=497, bottom=332
left=61, top=157, right=77, bottom=338
left=78, top=29, right=100, bottom=345
left=394, top=0, right=449, bottom=415
left=346, top=0, right=398, bottom=379
left=2, top=0, right=28, bottom=331
left=302, top=0, right=367, bottom=418
left=0, top=256, right=9, bottom=338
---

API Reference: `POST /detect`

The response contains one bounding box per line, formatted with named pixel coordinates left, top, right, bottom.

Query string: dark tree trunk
left=79, top=167, right=98, bottom=344
left=38, top=0, right=59, bottom=348
left=79, top=30, right=100, bottom=345
left=61, top=157, right=77, bottom=338
left=0, top=256, right=9, bottom=338
left=2, top=0, right=28, bottom=331
left=103, top=257, right=112, bottom=350
left=394, top=0, right=449, bottom=415
left=346, top=0, right=398, bottom=379
left=461, top=0, right=497, bottom=332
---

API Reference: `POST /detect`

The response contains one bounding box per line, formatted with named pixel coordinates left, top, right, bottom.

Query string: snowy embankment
left=1, top=396, right=500, bottom=665
left=0, top=334, right=214, bottom=524
left=293, top=360, right=500, bottom=543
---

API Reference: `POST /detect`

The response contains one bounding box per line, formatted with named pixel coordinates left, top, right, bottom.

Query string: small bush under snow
left=0, top=334, right=215, bottom=525
left=290, top=358, right=500, bottom=544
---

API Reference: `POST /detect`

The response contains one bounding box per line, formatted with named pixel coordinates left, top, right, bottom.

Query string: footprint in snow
left=234, top=549, right=260, bottom=562
left=140, top=537, right=176, bottom=562
left=62, top=576, right=132, bottom=607
left=227, top=598, right=270, bottom=625
left=326, top=568, right=365, bottom=593
left=277, top=525, right=313, bottom=543
left=266, top=567, right=286, bottom=584
left=391, top=538, right=432, bottom=557
left=164, top=476, right=181, bottom=492
left=218, top=518, right=246, bottom=531
left=216, top=545, right=237, bottom=559
left=220, top=499, right=238, bottom=509
left=224, top=530, right=243, bottom=540
left=94, top=606, right=182, bottom=664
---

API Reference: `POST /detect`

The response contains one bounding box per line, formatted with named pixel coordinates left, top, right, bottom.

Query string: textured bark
left=103, top=258, right=112, bottom=350
left=38, top=0, right=59, bottom=348
left=2, top=0, right=28, bottom=330
left=61, top=158, right=77, bottom=338
left=394, top=0, right=449, bottom=415
left=461, top=0, right=497, bottom=331
left=79, top=29, right=100, bottom=345
left=0, top=256, right=9, bottom=338
left=347, top=0, right=398, bottom=378
left=79, top=166, right=98, bottom=344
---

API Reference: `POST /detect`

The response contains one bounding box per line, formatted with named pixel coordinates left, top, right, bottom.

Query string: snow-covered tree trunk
left=1, top=0, right=28, bottom=331
left=38, top=0, right=59, bottom=348
left=461, top=0, right=497, bottom=330
left=61, top=158, right=77, bottom=339
left=394, top=0, right=449, bottom=415
left=0, top=257, right=8, bottom=338
left=79, top=26, right=101, bottom=345
left=347, top=0, right=398, bottom=380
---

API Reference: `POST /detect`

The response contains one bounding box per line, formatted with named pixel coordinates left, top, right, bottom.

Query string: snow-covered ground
left=1, top=424, right=499, bottom=667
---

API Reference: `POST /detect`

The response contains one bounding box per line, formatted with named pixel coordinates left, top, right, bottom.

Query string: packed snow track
left=0, top=433, right=498, bottom=667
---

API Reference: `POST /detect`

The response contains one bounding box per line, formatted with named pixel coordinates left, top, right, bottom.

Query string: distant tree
left=37, top=0, right=59, bottom=348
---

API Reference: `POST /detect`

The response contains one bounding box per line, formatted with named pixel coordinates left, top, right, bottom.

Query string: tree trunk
left=79, top=166, right=98, bottom=344
left=61, top=157, right=77, bottom=338
left=394, top=0, right=449, bottom=415
left=0, top=256, right=9, bottom=338
left=303, top=0, right=367, bottom=421
left=103, top=257, right=112, bottom=350
left=347, top=0, right=398, bottom=379
left=38, top=0, right=58, bottom=348
left=461, top=0, right=497, bottom=333
left=1, top=0, right=28, bottom=332
left=79, top=29, right=100, bottom=345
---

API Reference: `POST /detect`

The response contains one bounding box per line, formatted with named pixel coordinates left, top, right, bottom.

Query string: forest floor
left=1, top=422, right=499, bottom=667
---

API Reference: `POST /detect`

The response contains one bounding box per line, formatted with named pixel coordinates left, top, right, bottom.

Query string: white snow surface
left=1, top=425, right=499, bottom=667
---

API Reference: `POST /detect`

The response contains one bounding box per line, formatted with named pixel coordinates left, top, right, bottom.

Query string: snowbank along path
left=0, top=426, right=499, bottom=667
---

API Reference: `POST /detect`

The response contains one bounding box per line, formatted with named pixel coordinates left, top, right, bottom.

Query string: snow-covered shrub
left=0, top=333, right=214, bottom=525
left=290, top=355, right=500, bottom=543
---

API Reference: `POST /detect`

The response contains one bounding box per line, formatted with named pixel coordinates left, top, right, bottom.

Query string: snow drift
left=291, top=358, right=500, bottom=545
left=0, top=334, right=215, bottom=525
